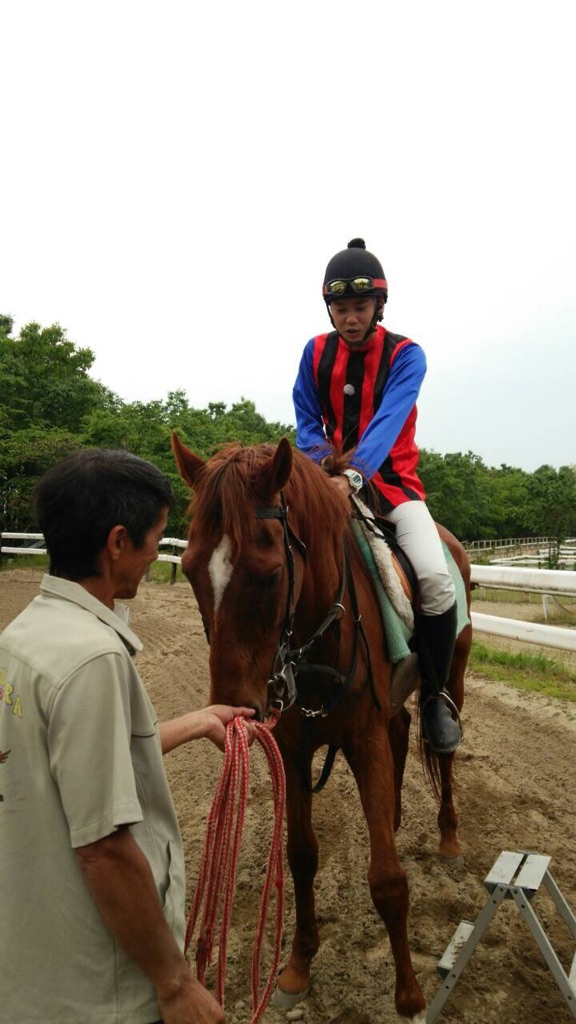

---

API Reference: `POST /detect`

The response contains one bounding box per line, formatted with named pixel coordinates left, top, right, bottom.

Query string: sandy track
left=2, top=569, right=576, bottom=1024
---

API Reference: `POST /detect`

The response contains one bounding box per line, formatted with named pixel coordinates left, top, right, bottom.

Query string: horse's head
left=172, top=431, right=308, bottom=720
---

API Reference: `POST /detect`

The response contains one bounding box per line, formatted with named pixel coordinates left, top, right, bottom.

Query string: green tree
left=0, top=315, right=14, bottom=339
left=0, top=318, right=117, bottom=532
left=164, top=396, right=295, bottom=533
left=167, top=397, right=295, bottom=457
left=0, top=427, right=83, bottom=533
left=419, top=449, right=494, bottom=539
left=8, top=316, right=572, bottom=549
left=485, top=464, right=531, bottom=538
left=0, top=320, right=114, bottom=433
left=521, top=465, right=576, bottom=566
left=84, top=393, right=296, bottom=536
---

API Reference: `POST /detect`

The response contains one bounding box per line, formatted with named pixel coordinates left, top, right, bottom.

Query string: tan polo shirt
left=0, top=575, right=186, bottom=1023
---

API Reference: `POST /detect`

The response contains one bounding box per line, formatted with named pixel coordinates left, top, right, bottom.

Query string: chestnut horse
left=172, top=432, right=471, bottom=1022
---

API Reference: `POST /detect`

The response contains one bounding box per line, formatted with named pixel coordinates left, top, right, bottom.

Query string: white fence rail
left=464, top=536, right=550, bottom=554
left=465, top=537, right=576, bottom=570
left=0, top=533, right=186, bottom=583
left=470, top=565, right=576, bottom=597
left=3, top=534, right=576, bottom=654
left=471, top=612, right=576, bottom=653
left=469, top=564, right=576, bottom=652
left=1, top=532, right=47, bottom=556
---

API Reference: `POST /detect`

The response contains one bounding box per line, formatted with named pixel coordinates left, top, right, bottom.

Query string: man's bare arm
left=75, top=826, right=224, bottom=1024
left=159, top=704, right=255, bottom=753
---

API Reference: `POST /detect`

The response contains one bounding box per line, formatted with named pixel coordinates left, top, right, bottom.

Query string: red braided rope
left=185, top=716, right=286, bottom=1023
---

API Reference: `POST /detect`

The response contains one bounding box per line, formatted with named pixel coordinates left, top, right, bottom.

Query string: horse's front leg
left=346, top=728, right=426, bottom=1022
left=273, top=743, right=320, bottom=1005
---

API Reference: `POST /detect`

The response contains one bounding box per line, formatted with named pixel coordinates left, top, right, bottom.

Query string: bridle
left=255, top=494, right=314, bottom=714
left=256, top=495, right=377, bottom=723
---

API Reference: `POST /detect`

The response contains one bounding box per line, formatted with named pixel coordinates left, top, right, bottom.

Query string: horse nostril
left=246, top=703, right=263, bottom=723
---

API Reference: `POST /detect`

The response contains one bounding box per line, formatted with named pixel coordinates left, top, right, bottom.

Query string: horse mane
left=190, top=442, right=350, bottom=558
left=284, top=447, right=351, bottom=555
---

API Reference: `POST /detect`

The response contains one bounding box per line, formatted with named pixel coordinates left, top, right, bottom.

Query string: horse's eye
left=257, top=572, right=281, bottom=591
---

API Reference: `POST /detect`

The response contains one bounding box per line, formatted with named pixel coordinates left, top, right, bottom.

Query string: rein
left=185, top=718, right=285, bottom=1023
left=257, top=496, right=380, bottom=793
left=256, top=497, right=350, bottom=712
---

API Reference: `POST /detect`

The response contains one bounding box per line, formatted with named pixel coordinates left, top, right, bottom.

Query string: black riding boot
left=416, top=603, right=462, bottom=754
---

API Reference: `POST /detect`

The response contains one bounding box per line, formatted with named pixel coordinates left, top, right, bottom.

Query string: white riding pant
left=384, top=501, right=456, bottom=616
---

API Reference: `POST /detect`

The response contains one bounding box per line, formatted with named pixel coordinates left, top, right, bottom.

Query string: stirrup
left=421, top=690, right=464, bottom=747
left=422, top=688, right=461, bottom=729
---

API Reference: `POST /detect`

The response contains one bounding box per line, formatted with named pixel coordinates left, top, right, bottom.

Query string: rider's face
left=328, top=296, right=379, bottom=348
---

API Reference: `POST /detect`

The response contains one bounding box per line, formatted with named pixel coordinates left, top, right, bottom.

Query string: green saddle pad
left=350, top=521, right=470, bottom=664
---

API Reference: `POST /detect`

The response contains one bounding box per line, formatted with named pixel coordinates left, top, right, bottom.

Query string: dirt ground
left=2, top=568, right=576, bottom=1024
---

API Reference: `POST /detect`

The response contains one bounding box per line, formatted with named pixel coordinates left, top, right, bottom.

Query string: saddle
left=351, top=498, right=416, bottom=626
left=350, top=498, right=469, bottom=716
left=350, top=498, right=420, bottom=714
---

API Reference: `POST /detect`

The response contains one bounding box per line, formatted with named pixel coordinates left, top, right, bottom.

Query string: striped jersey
left=293, top=325, right=427, bottom=511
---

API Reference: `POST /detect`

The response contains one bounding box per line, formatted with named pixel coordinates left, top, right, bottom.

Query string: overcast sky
left=2, top=0, right=574, bottom=472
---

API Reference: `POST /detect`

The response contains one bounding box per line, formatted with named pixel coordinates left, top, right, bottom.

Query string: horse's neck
left=298, top=535, right=345, bottom=623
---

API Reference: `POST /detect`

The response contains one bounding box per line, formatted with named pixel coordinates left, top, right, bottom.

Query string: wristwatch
left=343, top=468, right=364, bottom=493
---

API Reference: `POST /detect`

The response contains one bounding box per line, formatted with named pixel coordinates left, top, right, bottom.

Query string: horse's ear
left=171, top=430, right=206, bottom=489
left=258, top=437, right=293, bottom=496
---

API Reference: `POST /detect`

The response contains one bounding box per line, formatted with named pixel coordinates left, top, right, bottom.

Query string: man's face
left=114, top=507, right=169, bottom=600
left=329, top=295, right=379, bottom=348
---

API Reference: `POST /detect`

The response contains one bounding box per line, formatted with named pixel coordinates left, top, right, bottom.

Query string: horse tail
left=421, top=736, right=444, bottom=799
left=414, top=701, right=451, bottom=801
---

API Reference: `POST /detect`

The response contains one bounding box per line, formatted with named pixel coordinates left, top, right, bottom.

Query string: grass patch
left=0, top=555, right=47, bottom=572
left=1, top=559, right=183, bottom=584
left=1, top=556, right=182, bottom=584
left=146, top=561, right=184, bottom=584
left=469, top=640, right=576, bottom=701
left=472, top=587, right=541, bottom=604
left=533, top=612, right=576, bottom=628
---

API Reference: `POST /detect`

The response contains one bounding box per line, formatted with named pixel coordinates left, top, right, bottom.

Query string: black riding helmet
left=323, top=238, right=388, bottom=341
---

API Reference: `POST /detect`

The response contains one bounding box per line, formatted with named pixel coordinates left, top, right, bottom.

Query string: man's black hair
left=34, top=448, right=175, bottom=580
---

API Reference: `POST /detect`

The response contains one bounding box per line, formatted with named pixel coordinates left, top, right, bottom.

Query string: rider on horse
left=292, top=238, right=462, bottom=754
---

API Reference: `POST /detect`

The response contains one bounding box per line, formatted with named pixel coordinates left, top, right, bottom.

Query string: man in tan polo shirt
left=0, top=448, right=254, bottom=1024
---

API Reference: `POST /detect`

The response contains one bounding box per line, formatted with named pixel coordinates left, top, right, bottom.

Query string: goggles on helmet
left=323, top=276, right=388, bottom=299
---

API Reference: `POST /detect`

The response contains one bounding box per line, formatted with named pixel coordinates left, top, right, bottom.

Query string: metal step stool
left=427, top=850, right=576, bottom=1022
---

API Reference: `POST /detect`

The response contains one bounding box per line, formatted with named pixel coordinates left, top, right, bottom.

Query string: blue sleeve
left=352, top=342, right=427, bottom=481
left=292, top=339, right=333, bottom=462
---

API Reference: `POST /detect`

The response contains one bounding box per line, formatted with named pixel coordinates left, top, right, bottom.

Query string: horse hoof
left=440, top=852, right=464, bottom=868
left=436, top=856, right=463, bottom=872
left=270, top=985, right=309, bottom=1009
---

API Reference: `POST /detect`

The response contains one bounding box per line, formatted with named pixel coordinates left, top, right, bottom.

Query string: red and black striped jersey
left=293, top=325, right=426, bottom=511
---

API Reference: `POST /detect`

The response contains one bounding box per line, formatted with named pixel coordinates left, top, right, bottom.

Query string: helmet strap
left=325, top=296, right=382, bottom=345
left=372, top=297, right=385, bottom=332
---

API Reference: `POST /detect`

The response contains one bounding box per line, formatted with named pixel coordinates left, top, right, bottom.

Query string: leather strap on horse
left=300, top=550, right=381, bottom=794
left=258, top=503, right=380, bottom=794
left=302, top=734, right=339, bottom=794
left=297, top=551, right=378, bottom=714
left=185, top=718, right=286, bottom=1023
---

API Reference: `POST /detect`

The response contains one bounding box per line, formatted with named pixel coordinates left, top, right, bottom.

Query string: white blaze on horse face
left=208, top=534, right=234, bottom=612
